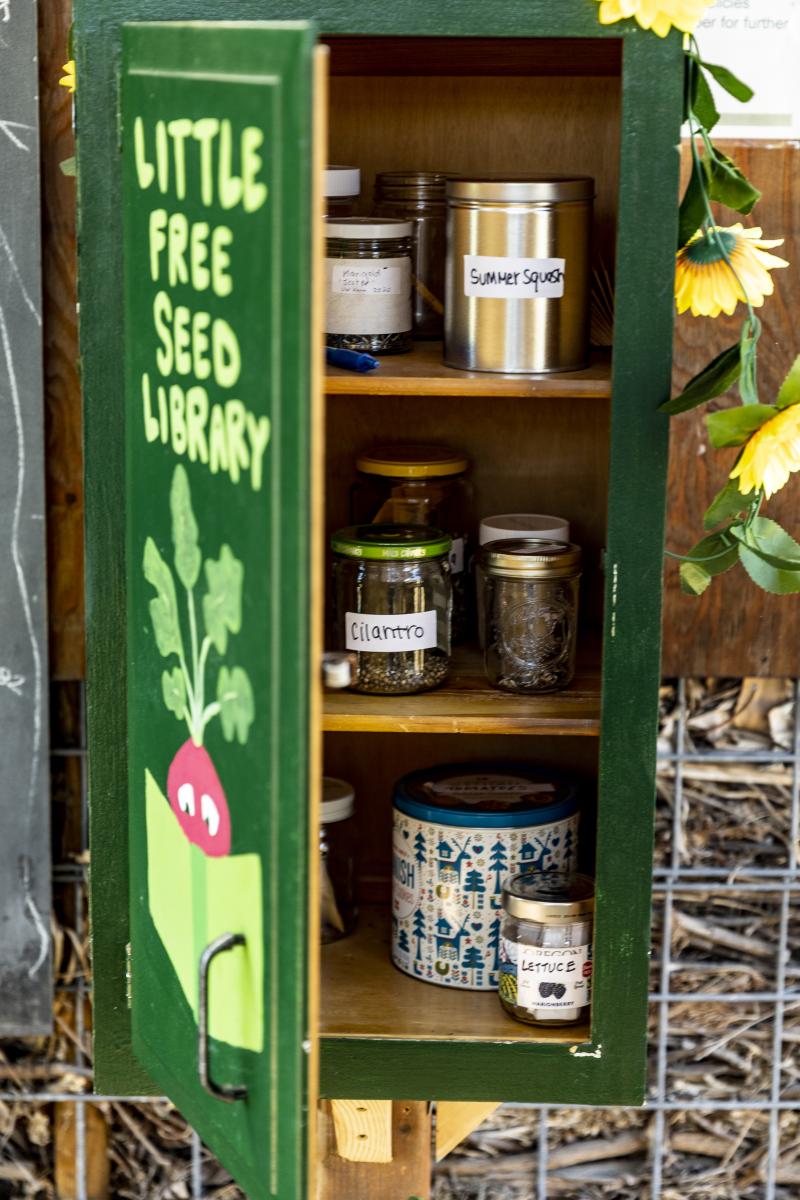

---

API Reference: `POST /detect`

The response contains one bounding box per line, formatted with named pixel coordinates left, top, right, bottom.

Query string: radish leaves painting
left=143, top=464, right=254, bottom=857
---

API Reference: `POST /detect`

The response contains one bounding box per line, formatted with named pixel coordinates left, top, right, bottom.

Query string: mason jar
left=374, top=171, right=448, bottom=338
left=320, top=776, right=357, bottom=944
left=499, top=871, right=594, bottom=1026
left=325, top=217, right=413, bottom=354
left=477, top=539, right=581, bottom=693
left=351, top=444, right=472, bottom=643
left=331, top=524, right=451, bottom=694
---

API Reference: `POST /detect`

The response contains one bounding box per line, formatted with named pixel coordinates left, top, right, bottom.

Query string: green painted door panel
left=118, top=22, right=315, bottom=1199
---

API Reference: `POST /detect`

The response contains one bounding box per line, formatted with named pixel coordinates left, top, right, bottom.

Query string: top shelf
left=326, top=343, right=612, bottom=399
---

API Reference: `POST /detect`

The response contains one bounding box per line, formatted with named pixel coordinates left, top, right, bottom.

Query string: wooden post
left=318, top=1101, right=431, bottom=1200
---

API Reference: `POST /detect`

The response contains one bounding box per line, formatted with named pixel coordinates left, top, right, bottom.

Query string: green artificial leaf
left=737, top=518, right=800, bottom=593
left=703, top=478, right=752, bottom=530
left=680, top=560, right=712, bottom=596
left=218, top=666, right=255, bottom=745
left=692, top=66, right=719, bottom=132
left=731, top=518, right=800, bottom=570
left=170, top=464, right=202, bottom=591
left=162, top=666, right=187, bottom=720
left=202, top=544, right=244, bottom=655
left=706, top=404, right=776, bottom=448
left=660, top=342, right=741, bottom=414
left=775, top=354, right=800, bottom=410
left=701, top=60, right=754, bottom=104
left=705, top=145, right=761, bottom=214
left=143, top=537, right=184, bottom=659
left=679, top=530, right=739, bottom=595
left=677, top=160, right=708, bottom=250
left=738, top=324, right=759, bottom=405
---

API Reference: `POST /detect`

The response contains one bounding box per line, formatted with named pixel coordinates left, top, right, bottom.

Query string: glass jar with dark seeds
left=325, top=217, right=414, bottom=355
left=331, top=524, right=452, bottom=695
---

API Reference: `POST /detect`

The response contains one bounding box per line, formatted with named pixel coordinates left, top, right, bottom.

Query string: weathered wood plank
left=330, top=1100, right=393, bottom=1163
left=662, top=142, right=800, bottom=677
left=318, top=1100, right=431, bottom=1200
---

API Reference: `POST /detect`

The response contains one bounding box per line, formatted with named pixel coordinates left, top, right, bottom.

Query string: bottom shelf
left=320, top=906, right=590, bottom=1045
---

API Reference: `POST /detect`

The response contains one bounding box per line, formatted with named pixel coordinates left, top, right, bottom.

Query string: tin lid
left=326, top=216, right=414, bottom=239
left=502, top=871, right=595, bottom=921
left=478, top=539, right=582, bottom=579
left=331, top=523, right=452, bottom=561
left=357, top=444, right=469, bottom=478
left=321, top=776, right=355, bottom=823
left=393, top=763, right=579, bottom=828
left=447, top=176, right=595, bottom=203
left=325, top=166, right=361, bottom=198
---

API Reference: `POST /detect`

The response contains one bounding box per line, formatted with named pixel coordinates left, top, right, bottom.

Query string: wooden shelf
left=320, top=906, right=590, bottom=1045
left=326, top=343, right=612, bottom=399
left=322, top=645, right=601, bottom=736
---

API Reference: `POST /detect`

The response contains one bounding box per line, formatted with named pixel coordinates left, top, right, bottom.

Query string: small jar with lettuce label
left=499, top=871, right=594, bottom=1026
left=331, top=524, right=451, bottom=694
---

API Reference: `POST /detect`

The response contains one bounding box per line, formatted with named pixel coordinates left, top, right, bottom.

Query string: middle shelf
left=322, top=645, right=601, bottom=736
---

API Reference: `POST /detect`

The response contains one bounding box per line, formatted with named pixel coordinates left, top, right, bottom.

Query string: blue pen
left=326, top=347, right=380, bottom=374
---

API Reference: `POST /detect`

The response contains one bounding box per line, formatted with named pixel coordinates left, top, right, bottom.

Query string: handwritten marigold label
left=463, top=255, right=566, bottom=299
left=345, top=609, right=438, bottom=652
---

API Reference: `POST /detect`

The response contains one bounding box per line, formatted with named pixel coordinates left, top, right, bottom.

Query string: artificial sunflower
left=675, top=224, right=788, bottom=318
left=730, top=405, right=800, bottom=500
left=595, top=0, right=712, bottom=37
left=59, top=60, right=76, bottom=94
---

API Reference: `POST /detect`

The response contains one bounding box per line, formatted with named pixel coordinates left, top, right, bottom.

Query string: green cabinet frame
left=75, top=4, right=683, bottom=1197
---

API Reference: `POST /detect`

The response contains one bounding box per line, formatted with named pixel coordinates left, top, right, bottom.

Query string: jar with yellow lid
left=477, top=539, right=581, bottom=692
left=351, top=444, right=472, bottom=642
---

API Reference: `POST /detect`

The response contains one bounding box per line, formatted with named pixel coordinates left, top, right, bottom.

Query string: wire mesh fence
left=1, top=676, right=798, bottom=1197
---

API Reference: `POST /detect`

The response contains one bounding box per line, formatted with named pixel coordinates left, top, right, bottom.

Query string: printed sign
left=695, top=0, right=800, bottom=138
left=463, top=255, right=566, bottom=299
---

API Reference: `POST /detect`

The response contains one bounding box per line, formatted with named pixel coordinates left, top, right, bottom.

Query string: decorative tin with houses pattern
left=391, top=763, right=580, bottom=990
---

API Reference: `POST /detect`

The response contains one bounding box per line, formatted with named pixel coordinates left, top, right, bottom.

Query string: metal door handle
left=198, top=932, right=248, bottom=1102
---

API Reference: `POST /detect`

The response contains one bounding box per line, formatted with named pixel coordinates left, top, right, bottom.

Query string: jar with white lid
left=320, top=777, right=357, bottom=944
left=445, top=176, right=594, bottom=373
left=499, top=871, right=594, bottom=1025
left=325, top=166, right=361, bottom=217
left=478, top=539, right=582, bottom=693
left=325, top=217, right=414, bottom=355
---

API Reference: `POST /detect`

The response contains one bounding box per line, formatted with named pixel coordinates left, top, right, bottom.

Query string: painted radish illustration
left=143, top=465, right=254, bottom=857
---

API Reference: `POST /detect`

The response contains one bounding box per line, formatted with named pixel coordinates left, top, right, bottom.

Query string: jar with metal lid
left=374, top=171, right=448, bottom=338
left=331, top=524, right=452, bottom=694
left=325, top=165, right=361, bottom=217
left=499, top=871, right=594, bottom=1025
left=351, top=444, right=472, bottom=643
left=320, top=777, right=357, bottom=944
left=325, top=217, right=413, bottom=355
left=445, top=176, right=594, bottom=374
left=477, top=539, right=582, bottom=693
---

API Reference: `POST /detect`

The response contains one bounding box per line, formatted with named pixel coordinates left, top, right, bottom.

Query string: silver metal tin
left=444, top=176, right=594, bottom=374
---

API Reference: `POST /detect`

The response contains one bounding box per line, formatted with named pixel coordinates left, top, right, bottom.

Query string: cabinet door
left=119, top=21, right=318, bottom=1199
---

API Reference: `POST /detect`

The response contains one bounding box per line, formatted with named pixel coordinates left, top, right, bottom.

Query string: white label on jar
left=502, top=936, right=592, bottom=1010
left=463, top=255, right=566, bottom=299
left=326, top=256, right=411, bottom=335
left=449, top=537, right=464, bottom=574
left=391, top=828, right=419, bottom=920
left=345, top=609, right=438, bottom=652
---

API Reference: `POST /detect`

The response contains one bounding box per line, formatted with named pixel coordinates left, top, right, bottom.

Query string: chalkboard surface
left=0, top=0, right=52, bottom=1034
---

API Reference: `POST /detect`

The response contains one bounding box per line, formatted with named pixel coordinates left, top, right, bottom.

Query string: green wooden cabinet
left=75, top=4, right=683, bottom=1197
